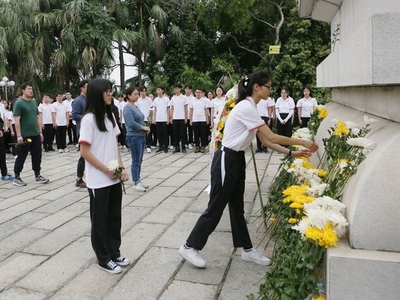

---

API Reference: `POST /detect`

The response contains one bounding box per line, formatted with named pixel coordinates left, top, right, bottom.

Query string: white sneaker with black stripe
left=113, top=256, right=130, bottom=267
left=98, top=260, right=122, bottom=274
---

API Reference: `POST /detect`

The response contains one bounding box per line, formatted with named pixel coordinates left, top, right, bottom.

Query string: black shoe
left=182, top=149, right=187, bottom=153
left=164, top=148, right=168, bottom=153
left=44, top=149, right=49, bottom=152
left=194, top=147, right=200, bottom=153
left=67, top=142, right=74, bottom=145
left=48, top=148, right=55, bottom=152
left=263, top=148, right=269, bottom=153
left=255, top=148, right=262, bottom=153
left=173, top=148, right=180, bottom=153
left=200, top=147, right=205, bottom=153
left=156, top=148, right=163, bottom=153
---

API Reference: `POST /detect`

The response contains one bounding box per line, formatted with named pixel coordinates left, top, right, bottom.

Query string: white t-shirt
left=51, top=101, right=70, bottom=126
left=222, top=97, right=265, bottom=151
left=212, top=97, right=225, bottom=116
left=170, top=94, right=188, bottom=120
left=185, top=95, right=195, bottom=116
left=39, top=103, right=53, bottom=124
left=119, top=101, right=127, bottom=124
left=79, top=113, right=120, bottom=189
left=275, top=97, right=295, bottom=114
left=297, top=97, right=318, bottom=118
left=0, top=103, right=5, bottom=126
left=257, top=97, right=275, bottom=117
left=190, top=98, right=210, bottom=122
left=7, top=111, right=14, bottom=125
left=137, top=96, right=152, bottom=121
left=153, top=95, right=170, bottom=122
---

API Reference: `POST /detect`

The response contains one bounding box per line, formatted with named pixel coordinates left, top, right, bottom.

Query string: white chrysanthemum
left=108, top=159, right=119, bottom=170
left=307, top=183, right=328, bottom=197
left=364, top=115, right=378, bottom=125
left=292, top=128, right=313, bottom=140
left=347, top=137, right=376, bottom=151
left=306, top=196, right=346, bottom=213
left=292, top=218, right=311, bottom=237
left=305, top=208, right=331, bottom=229
left=225, top=85, right=238, bottom=100
left=332, top=119, right=338, bottom=126
left=345, top=121, right=360, bottom=129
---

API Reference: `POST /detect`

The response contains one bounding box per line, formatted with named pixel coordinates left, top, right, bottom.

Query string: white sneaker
left=146, top=147, right=151, bottom=153
left=139, top=181, right=149, bottom=189
left=134, top=182, right=146, bottom=192
left=169, top=145, right=174, bottom=150
left=64, top=148, right=69, bottom=153
left=58, top=149, right=64, bottom=153
left=150, top=146, right=156, bottom=149
left=241, top=248, right=271, bottom=266
left=188, top=144, right=193, bottom=150
left=118, top=145, right=123, bottom=149
left=178, top=245, right=206, bottom=268
left=75, top=143, right=79, bottom=148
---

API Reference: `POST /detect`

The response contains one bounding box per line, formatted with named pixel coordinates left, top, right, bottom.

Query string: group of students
left=255, top=85, right=318, bottom=152
left=75, top=73, right=319, bottom=275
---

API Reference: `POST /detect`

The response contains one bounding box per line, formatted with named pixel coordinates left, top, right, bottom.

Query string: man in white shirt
left=38, top=93, right=55, bottom=152
left=137, top=86, right=153, bottom=153
left=153, top=85, right=171, bottom=153
left=64, top=91, right=77, bottom=145
left=170, top=83, right=188, bottom=153
left=189, top=88, right=210, bottom=153
left=51, top=92, right=70, bottom=153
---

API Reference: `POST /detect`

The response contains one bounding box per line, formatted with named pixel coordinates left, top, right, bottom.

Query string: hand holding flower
left=292, top=149, right=312, bottom=158
left=302, top=140, right=319, bottom=152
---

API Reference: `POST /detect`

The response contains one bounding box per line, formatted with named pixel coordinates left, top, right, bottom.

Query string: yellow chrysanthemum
left=305, top=222, right=338, bottom=248
left=312, top=296, right=326, bottom=300
left=27, top=138, right=32, bottom=143
left=317, top=107, right=328, bottom=119
left=217, top=121, right=224, bottom=131
left=288, top=218, right=299, bottom=224
left=229, top=101, right=235, bottom=108
left=289, top=202, right=303, bottom=209
left=270, top=217, right=276, bottom=222
left=333, top=120, right=349, bottom=136
left=282, top=185, right=308, bottom=203
left=317, top=169, right=327, bottom=177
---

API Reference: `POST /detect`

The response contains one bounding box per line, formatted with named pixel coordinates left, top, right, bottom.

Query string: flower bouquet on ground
left=108, top=160, right=126, bottom=194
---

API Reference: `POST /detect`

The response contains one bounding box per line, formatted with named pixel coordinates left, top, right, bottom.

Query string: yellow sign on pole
left=269, top=45, right=280, bottom=55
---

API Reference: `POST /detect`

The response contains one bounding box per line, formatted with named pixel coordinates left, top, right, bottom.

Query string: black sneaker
left=13, top=177, right=27, bottom=187
left=98, top=260, right=122, bottom=274
left=255, top=148, right=262, bottom=153
left=172, top=148, right=180, bottom=153
left=35, top=175, right=49, bottom=184
left=113, top=256, right=130, bottom=267
left=182, top=149, right=187, bottom=153
left=200, top=147, right=205, bottom=153
left=156, top=148, right=163, bottom=153
left=194, top=147, right=200, bottom=153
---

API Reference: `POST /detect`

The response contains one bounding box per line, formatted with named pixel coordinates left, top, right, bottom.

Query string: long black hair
left=237, top=71, right=271, bottom=103
left=85, top=78, right=116, bottom=132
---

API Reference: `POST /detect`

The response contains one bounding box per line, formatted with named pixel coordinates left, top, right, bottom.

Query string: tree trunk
left=118, top=40, right=125, bottom=89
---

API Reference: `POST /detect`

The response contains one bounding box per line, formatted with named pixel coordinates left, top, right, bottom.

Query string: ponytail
left=237, top=71, right=271, bottom=103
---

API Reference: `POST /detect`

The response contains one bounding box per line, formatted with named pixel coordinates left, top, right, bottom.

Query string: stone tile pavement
left=0, top=143, right=284, bottom=300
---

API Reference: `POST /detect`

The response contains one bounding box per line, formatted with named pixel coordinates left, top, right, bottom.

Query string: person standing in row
left=52, top=92, right=70, bottom=153
left=137, top=86, right=153, bottom=153
left=255, top=96, right=275, bottom=153
left=190, top=88, right=210, bottom=153
left=153, top=85, right=170, bottom=153
left=65, top=91, right=78, bottom=145
left=275, top=86, right=295, bottom=139
left=72, top=79, right=89, bottom=188
left=178, top=71, right=318, bottom=268
left=38, top=94, right=55, bottom=152
left=79, top=78, right=129, bottom=274
left=123, top=86, right=150, bottom=192
left=170, top=83, right=188, bottom=153
left=210, top=85, right=225, bottom=121
left=13, top=83, right=49, bottom=186
left=297, top=86, right=318, bottom=128
left=184, top=85, right=194, bottom=149
left=0, top=100, right=13, bottom=181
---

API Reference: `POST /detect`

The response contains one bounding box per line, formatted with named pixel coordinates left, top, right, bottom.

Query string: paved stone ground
left=0, top=143, right=284, bottom=300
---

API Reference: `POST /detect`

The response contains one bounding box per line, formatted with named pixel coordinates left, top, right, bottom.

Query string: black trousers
left=186, top=122, right=193, bottom=145
left=156, top=122, right=168, bottom=150
left=277, top=113, right=292, bottom=138
left=301, top=117, right=311, bottom=128
left=192, top=122, right=208, bottom=148
left=67, top=119, right=77, bottom=144
left=88, top=183, right=122, bottom=266
left=173, top=119, right=187, bottom=150
left=43, top=124, right=54, bottom=150
left=0, top=134, right=8, bottom=176
left=10, top=124, right=18, bottom=156
left=256, top=116, right=270, bottom=150
left=186, top=147, right=252, bottom=250
left=77, top=156, right=85, bottom=178
left=55, top=126, right=67, bottom=149
left=14, top=135, right=42, bottom=177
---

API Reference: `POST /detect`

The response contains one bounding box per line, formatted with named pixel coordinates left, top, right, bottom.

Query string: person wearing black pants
left=192, top=121, right=208, bottom=152
left=153, top=85, right=171, bottom=153
left=275, top=87, right=295, bottom=141
left=156, top=121, right=168, bottom=152
left=178, top=71, right=318, bottom=268
left=0, top=117, right=13, bottom=180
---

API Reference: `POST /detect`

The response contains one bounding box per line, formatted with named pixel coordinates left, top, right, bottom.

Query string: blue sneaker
left=1, top=174, right=15, bottom=181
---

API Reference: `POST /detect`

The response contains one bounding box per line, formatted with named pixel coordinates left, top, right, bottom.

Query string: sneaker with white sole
left=13, top=177, right=27, bottom=187
left=58, top=149, right=64, bottom=153
left=138, top=181, right=149, bottom=189
left=98, top=260, right=122, bottom=274
left=146, top=147, right=151, bottom=153
left=188, top=144, right=193, bottom=150
left=113, top=256, right=130, bottom=267
left=134, top=182, right=146, bottom=192
left=241, top=248, right=271, bottom=266
left=35, top=175, right=49, bottom=184
left=64, top=148, right=70, bottom=153
left=178, top=245, right=206, bottom=268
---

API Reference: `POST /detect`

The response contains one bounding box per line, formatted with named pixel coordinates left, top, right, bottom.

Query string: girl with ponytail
left=178, top=71, right=318, bottom=268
